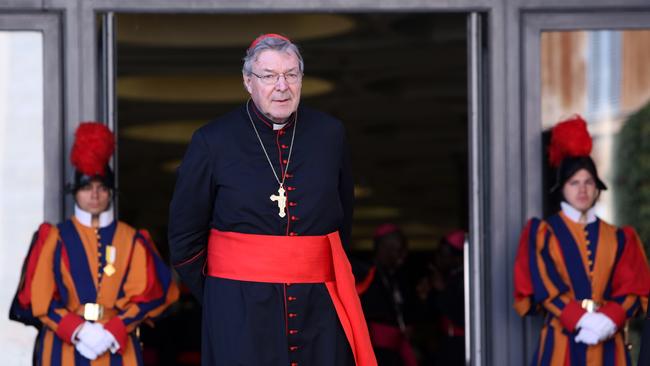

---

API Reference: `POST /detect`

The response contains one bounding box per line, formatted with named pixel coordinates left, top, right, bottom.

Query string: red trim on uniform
left=207, top=229, right=377, bottom=366
left=610, top=227, right=650, bottom=298
left=104, top=316, right=128, bottom=354
left=356, top=266, right=376, bottom=295
left=18, top=223, right=52, bottom=307
left=174, top=247, right=206, bottom=268
left=132, top=243, right=164, bottom=303
left=251, top=102, right=273, bottom=129
left=513, top=221, right=533, bottom=305
left=56, top=313, right=85, bottom=343
left=599, top=302, right=626, bottom=329
left=274, top=130, right=292, bottom=236
left=559, top=300, right=586, bottom=332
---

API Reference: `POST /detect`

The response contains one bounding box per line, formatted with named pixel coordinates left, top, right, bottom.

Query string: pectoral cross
left=270, top=185, right=287, bottom=218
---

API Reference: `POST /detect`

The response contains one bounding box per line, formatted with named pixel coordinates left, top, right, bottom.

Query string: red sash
left=207, top=229, right=377, bottom=366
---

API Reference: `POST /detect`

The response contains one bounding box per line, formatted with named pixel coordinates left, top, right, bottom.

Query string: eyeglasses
left=250, top=71, right=302, bottom=85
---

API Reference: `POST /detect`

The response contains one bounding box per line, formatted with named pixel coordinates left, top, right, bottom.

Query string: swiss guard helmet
left=548, top=114, right=607, bottom=194
left=68, top=122, right=115, bottom=193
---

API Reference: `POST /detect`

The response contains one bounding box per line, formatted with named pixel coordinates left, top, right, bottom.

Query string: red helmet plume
left=548, top=115, right=592, bottom=168
left=70, top=122, right=115, bottom=176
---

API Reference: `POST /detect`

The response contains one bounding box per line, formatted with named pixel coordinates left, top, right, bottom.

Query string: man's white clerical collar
left=561, top=201, right=597, bottom=224
left=74, top=204, right=115, bottom=228
left=273, top=123, right=286, bottom=130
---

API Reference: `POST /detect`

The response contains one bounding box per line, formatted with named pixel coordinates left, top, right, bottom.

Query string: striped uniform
left=514, top=212, right=650, bottom=366
left=11, top=217, right=179, bottom=366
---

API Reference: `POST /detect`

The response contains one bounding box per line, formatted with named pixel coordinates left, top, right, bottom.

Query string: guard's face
left=243, top=50, right=302, bottom=123
left=562, top=169, right=598, bottom=213
left=75, top=180, right=111, bottom=215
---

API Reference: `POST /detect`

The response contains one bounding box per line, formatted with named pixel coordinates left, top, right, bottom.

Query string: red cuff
left=55, top=313, right=85, bottom=343
left=559, top=301, right=587, bottom=332
left=104, top=316, right=128, bottom=354
left=599, top=302, right=627, bottom=328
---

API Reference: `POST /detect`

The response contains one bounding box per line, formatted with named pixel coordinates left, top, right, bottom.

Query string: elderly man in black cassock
left=168, top=34, right=376, bottom=366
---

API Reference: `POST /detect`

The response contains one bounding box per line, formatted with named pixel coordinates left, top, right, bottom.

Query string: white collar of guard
left=74, top=204, right=114, bottom=228
left=561, top=201, right=597, bottom=224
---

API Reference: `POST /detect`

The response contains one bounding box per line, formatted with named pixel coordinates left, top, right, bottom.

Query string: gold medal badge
left=103, top=245, right=116, bottom=276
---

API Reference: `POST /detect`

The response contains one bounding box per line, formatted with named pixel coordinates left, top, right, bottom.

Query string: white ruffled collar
left=74, top=204, right=114, bottom=228
left=561, top=201, right=597, bottom=224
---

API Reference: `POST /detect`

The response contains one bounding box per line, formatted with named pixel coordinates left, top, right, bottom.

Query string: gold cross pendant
left=270, top=185, right=287, bottom=218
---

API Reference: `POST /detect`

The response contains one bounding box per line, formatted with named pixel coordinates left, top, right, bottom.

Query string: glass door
left=523, top=10, right=650, bottom=365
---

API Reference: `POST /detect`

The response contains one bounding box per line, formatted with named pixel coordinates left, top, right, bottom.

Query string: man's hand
left=75, top=322, right=112, bottom=358
left=575, top=312, right=617, bottom=345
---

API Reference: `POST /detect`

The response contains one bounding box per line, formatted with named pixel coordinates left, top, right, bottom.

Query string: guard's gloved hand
left=590, top=312, right=617, bottom=341
left=575, top=326, right=600, bottom=345
left=75, top=340, right=99, bottom=360
left=102, top=328, right=120, bottom=354
left=575, top=312, right=617, bottom=344
left=76, top=321, right=112, bottom=356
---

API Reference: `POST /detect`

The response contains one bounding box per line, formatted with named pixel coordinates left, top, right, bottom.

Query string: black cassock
left=169, top=102, right=355, bottom=366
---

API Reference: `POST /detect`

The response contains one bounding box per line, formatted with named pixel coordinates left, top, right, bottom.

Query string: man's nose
left=275, top=75, right=289, bottom=90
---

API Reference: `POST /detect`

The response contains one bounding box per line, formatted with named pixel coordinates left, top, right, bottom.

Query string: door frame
left=0, top=13, right=63, bottom=222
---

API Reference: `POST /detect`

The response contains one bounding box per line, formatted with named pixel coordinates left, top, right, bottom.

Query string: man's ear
left=243, top=74, right=252, bottom=94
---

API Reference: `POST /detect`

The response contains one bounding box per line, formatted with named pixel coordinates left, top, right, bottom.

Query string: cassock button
left=287, top=186, right=296, bottom=191
left=285, top=173, right=294, bottom=179
left=588, top=260, right=593, bottom=266
left=291, top=363, right=298, bottom=366
left=291, top=216, right=299, bottom=221
left=279, top=130, right=285, bottom=136
left=289, top=232, right=298, bottom=236
left=281, top=144, right=289, bottom=149
left=289, top=329, right=298, bottom=335
left=288, top=296, right=297, bottom=301
left=290, top=346, right=299, bottom=352
left=283, top=159, right=288, bottom=164
left=289, top=202, right=297, bottom=207
left=288, top=313, right=297, bottom=318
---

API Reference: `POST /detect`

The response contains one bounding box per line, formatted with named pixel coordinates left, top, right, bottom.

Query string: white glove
left=77, top=322, right=112, bottom=356
left=575, top=326, right=600, bottom=345
left=577, top=312, right=598, bottom=330
left=576, top=312, right=617, bottom=343
left=103, top=328, right=120, bottom=354
left=75, top=341, right=99, bottom=360
left=591, top=313, right=617, bottom=341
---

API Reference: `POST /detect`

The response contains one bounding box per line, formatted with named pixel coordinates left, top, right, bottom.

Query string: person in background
left=10, top=122, right=179, bottom=365
left=513, top=115, right=650, bottom=365
left=356, top=223, right=418, bottom=366
left=414, top=229, right=466, bottom=366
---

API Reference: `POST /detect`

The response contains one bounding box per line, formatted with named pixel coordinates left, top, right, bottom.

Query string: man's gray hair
left=242, top=36, right=304, bottom=75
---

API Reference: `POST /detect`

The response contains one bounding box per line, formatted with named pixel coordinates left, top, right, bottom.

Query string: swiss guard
left=513, top=115, right=650, bottom=365
left=10, top=122, right=179, bottom=365
left=168, top=34, right=377, bottom=365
